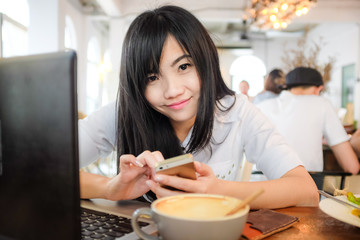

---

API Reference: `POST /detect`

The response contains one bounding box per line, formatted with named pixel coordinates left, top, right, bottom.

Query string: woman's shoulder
left=218, top=93, right=248, bottom=107
left=80, top=101, right=116, bottom=130
left=215, top=94, right=254, bottom=122
left=253, top=91, right=277, bottom=104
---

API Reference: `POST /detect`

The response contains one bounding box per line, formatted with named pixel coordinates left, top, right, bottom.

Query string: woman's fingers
left=146, top=180, right=183, bottom=198
left=136, top=150, right=164, bottom=168
left=119, top=154, right=140, bottom=167
left=119, top=151, right=164, bottom=169
left=150, top=162, right=217, bottom=194
left=194, top=161, right=215, bottom=177
left=152, top=151, right=165, bottom=164
left=153, top=174, right=201, bottom=193
left=118, top=154, right=216, bottom=198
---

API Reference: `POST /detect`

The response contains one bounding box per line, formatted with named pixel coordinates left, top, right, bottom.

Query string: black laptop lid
left=0, top=51, right=80, bottom=240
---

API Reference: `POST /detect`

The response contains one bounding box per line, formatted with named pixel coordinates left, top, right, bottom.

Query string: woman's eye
left=179, top=63, right=190, bottom=71
left=147, top=75, right=158, bottom=82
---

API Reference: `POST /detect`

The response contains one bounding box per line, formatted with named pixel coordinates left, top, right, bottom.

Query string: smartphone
left=155, top=153, right=196, bottom=180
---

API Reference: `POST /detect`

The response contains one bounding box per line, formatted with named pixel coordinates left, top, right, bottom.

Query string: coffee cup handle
left=131, top=207, right=159, bottom=240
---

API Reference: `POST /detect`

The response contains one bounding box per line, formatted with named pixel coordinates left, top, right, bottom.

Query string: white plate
left=319, top=194, right=360, bottom=228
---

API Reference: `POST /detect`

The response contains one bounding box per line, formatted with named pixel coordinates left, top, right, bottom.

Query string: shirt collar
left=215, top=94, right=243, bottom=123
left=181, top=94, right=239, bottom=148
left=279, top=90, right=294, bottom=99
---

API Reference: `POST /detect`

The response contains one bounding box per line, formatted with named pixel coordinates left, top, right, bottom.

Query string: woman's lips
left=168, top=98, right=191, bottom=110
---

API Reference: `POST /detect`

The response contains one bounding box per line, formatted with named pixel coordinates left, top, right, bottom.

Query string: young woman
left=79, top=5, right=318, bottom=209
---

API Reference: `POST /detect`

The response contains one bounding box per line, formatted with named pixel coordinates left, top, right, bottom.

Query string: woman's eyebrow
left=171, top=54, right=191, bottom=67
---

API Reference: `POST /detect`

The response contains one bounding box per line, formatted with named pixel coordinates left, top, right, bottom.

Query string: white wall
left=27, top=0, right=87, bottom=111
left=28, top=0, right=64, bottom=54
left=27, top=0, right=111, bottom=113
left=106, top=17, right=133, bottom=103
left=308, top=23, right=360, bottom=110
left=64, top=2, right=87, bottom=112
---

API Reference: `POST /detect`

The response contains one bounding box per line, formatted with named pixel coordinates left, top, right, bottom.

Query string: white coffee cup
left=131, top=193, right=249, bottom=240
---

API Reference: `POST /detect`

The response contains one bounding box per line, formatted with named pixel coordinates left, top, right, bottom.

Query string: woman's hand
left=146, top=161, right=219, bottom=198
left=105, top=151, right=164, bottom=200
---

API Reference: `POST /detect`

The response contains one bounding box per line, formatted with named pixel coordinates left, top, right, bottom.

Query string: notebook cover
left=241, top=209, right=299, bottom=240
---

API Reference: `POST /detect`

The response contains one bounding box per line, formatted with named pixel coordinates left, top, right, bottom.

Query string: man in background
left=239, top=80, right=253, bottom=102
left=256, top=67, right=359, bottom=176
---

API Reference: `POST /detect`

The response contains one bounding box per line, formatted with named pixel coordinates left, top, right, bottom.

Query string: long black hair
left=116, top=5, right=234, bottom=160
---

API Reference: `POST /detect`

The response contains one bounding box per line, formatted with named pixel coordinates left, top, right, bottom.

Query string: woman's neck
left=171, top=116, right=196, bottom=142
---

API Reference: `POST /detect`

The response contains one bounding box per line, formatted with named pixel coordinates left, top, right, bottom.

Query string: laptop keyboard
left=81, top=207, right=149, bottom=240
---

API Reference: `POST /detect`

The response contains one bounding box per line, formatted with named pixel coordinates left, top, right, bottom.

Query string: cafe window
left=86, top=37, right=101, bottom=113
left=0, top=0, right=29, bottom=57
left=65, top=15, right=77, bottom=51
left=230, top=55, right=266, bottom=97
left=100, top=49, right=112, bottom=105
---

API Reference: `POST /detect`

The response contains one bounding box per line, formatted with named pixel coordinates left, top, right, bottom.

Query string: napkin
left=240, top=209, right=299, bottom=240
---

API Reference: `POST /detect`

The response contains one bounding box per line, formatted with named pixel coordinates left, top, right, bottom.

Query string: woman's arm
left=80, top=151, right=164, bottom=200
left=80, top=171, right=112, bottom=199
left=212, top=166, right=319, bottom=209
left=147, top=162, right=319, bottom=209
left=331, top=141, right=360, bottom=174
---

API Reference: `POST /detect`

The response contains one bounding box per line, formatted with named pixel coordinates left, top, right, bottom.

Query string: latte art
left=155, top=195, right=241, bottom=220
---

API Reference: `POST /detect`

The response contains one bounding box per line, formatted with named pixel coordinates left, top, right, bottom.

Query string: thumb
left=194, top=161, right=213, bottom=177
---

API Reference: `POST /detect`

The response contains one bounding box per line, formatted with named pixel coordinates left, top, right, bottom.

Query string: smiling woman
left=78, top=4, right=319, bottom=209
left=144, top=35, right=201, bottom=140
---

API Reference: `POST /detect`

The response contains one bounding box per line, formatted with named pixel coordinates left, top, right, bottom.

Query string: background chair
left=236, top=154, right=253, bottom=182
left=308, top=171, right=351, bottom=193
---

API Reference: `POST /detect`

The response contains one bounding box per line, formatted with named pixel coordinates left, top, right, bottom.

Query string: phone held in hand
left=155, top=153, right=197, bottom=180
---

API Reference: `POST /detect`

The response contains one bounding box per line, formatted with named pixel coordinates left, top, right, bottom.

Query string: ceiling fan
left=212, top=19, right=267, bottom=49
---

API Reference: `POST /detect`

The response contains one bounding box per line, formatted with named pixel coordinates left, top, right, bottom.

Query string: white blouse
left=79, top=94, right=303, bottom=180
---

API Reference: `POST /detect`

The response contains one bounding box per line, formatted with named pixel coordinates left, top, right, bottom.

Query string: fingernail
left=194, top=161, right=200, bottom=168
left=155, top=175, right=162, bottom=182
left=135, top=160, right=144, bottom=167
left=146, top=180, right=152, bottom=187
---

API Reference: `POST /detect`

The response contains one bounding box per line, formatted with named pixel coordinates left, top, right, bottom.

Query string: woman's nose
left=163, top=77, right=184, bottom=99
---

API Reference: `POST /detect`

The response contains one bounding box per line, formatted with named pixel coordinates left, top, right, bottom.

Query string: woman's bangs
left=141, top=25, right=168, bottom=78
left=145, top=47, right=160, bottom=76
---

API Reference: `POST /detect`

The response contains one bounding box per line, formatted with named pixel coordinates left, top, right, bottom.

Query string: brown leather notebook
left=240, top=209, right=299, bottom=240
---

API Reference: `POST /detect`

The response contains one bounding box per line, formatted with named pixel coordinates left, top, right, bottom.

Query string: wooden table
left=84, top=200, right=360, bottom=239
left=266, top=207, right=360, bottom=239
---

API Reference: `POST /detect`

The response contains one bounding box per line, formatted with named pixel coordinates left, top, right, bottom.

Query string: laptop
left=0, top=51, right=151, bottom=240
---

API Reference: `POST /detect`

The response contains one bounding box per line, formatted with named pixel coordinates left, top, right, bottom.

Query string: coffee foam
left=155, top=195, right=240, bottom=220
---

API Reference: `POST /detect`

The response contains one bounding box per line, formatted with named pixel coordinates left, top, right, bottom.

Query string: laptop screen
left=0, top=50, right=80, bottom=240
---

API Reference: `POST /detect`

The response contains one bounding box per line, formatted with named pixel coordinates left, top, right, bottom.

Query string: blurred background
left=1, top=0, right=360, bottom=178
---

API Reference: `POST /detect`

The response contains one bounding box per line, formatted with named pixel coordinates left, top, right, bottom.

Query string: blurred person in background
left=239, top=80, right=253, bottom=102
left=257, top=67, right=359, bottom=175
left=253, top=69, right=285, bottom=105
left=350, top=129, right=360, bottom=158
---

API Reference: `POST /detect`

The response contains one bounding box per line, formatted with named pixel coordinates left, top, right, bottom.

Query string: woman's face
left=145, top=35, right=201, bottom=128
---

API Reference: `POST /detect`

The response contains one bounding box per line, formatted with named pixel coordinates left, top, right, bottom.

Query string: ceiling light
left=245, top=0, right=317, bottom=30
